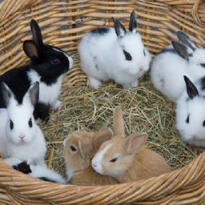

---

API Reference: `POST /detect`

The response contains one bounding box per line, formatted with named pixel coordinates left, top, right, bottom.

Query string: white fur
left=92, top=143, right=112, bottom=174
left=176, top=80, right=205, bottom=147
left=0, top=90, right=47, bottom=165
left=27, top=70, right=63, bottom=108
left=151, top=46, right=205, bottom=102
left=78, top=28, right=151, bottom=89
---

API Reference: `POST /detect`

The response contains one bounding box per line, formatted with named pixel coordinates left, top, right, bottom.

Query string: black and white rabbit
left=0, top=82, right=47, bottom=165
left=151, top=31, right=205, bottom=101
left=176, top=76, right=205, bottom=147
left=7, top=160, right=65, bottom=184
left=78, top=11, right=151, bottom=89
left=0, top=19, right=73, bottom=121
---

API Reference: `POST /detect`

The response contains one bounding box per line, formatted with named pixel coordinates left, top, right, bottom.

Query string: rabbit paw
left=52, top=100, right=62, bottom=109
left=89, top=78, right=102, bottom=89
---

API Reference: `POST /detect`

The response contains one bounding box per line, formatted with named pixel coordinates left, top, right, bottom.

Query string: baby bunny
left=0, top=82, right=47, bottom=166
left=64, top=128, right=118, bottom=185
left=176, top=76, right=205, bottom=147
left=10, top=160, right=66, bottom=184
left=151, top=31, right=205, bottom=102
left=78, top=11, right=151, bottom=89
left=0, top=19, right=73, bottom=121
left=92, top=106, right=169, bottom=183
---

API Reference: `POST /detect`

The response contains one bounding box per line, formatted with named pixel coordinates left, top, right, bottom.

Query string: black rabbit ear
left=129, top=10, right=137, bottom=32
left=172, top=41, right=189, bottom=61
left=184, top=76, right=199, bottom=99
left=1, top=83, right=14, bottom=107
left=30, top=19, right=43, bottom=48
left=23, top=40, right=39, bottom=59
left=113, top=18, right=126, bottom=37
left=177, top=31, right=196, bottom=51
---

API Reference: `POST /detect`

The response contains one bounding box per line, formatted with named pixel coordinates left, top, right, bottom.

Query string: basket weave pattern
left=0, top=0, right=205, bottom=204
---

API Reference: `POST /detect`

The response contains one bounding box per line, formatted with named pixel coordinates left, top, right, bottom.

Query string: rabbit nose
left=92, top=162, right=97, bottom=168
left=19, top=136, right=25, bottom=141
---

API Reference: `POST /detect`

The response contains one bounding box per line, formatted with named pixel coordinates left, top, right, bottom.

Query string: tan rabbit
left=63, top=128, right=118, bottom=185
left=92, top=106, right=170, bottom=183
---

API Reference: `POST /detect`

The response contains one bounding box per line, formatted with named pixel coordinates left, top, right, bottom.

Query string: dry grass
left=40, top=53, right=204, bottom=176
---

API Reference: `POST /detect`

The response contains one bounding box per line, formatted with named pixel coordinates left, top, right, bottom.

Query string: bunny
left=63, top=128, right=118, bottom=185
left=151, top=31, right=205, bottom=102
left=176, top=75, right=205, bottom=147
left=9, top=160, right=66, bottom=184
left=0, top=19, right=73, bottom=121
left=78, top=11, right=151, bottom=89
left=92, top=106, right=169, bottom=183
left=0, top=82, right=47, bottom=166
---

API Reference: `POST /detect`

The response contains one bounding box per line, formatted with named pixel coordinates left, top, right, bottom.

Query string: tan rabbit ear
left=94, top=128, right=113, bottom=149
left=113, top=106, right=125, bottom=137
left=78, top=140, right=93, bottom=160
left=126, top=133, right=147, bottom=154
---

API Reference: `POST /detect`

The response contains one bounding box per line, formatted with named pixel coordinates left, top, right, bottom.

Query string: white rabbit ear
left=177, top=31, right=196, bottom=51
left=1, top=83, right=15, bottom=108
left=184, top=76, right=199, bottom=99
left=24, top=82, right=39, bottom=107
left=113, top=18, right=126, bottom=38
left=23, top=40, right=39, bottom=59
left=129, top=10, right=137, bottom=33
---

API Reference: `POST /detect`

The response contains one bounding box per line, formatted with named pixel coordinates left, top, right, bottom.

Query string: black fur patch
left=91, top=27, right=109, bottom=35
left=186, top=115, right=190, bottom=123
left=200, top=76, right=205, bottom=90
left=34, top=102, right=50, bottom=121
left=39, top=177, right=57, bottom=183
left=13, top=161, right=32, bottom=174
left=159, top=48, right=177, bottom=55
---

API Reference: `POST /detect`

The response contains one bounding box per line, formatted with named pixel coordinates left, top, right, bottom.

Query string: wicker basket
left=0, top=0, right=205, bottom=204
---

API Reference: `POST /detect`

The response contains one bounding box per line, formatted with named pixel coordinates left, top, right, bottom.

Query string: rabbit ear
left=94, top=128, right=113, bottom=148
left=78, top=140, right=93, bottom=160
left=30, top=19, right=44, bottom=48
left=129, top=10, right=137, bottom=33
left=177, top=31, right=196, bottom=51
left=172, top=41, right=190, bottom=61
left=24, top=82, right=39, bottom=107
left=126, top=133, right=147, bottom=154
left=113, top=106, right=125, bottom=137
left=184, top=76, right=199, bottom=99
left=1, top=83, right=15, bottom=108
left=23, top=40, right=39, bottom=59
left=113, top=18, right=126, bottom=37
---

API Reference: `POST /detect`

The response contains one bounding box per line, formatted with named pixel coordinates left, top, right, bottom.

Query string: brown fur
left=92, top=106, right=170, bottom=183
left=64, top=128, right=118, bottom=185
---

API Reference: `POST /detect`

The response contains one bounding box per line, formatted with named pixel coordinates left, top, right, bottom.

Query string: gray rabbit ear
left=129, top=10, right=137, bottom=33
left=30, top=19, right=44, bottom=48
left=177, top=31, right=196, bottom=51
left=1, top=83, right=14, bottom=107
left=113, top=18, right=126, bottom=38
left=184, top=76, right=199, bottom=99
left=172, top=41, right=189, bottom=61
left=23, top=40, right=39, bottom=59
left=28, top=82, right=39, bottom=106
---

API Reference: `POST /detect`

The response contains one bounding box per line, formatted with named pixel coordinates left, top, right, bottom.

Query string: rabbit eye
left=186, top=115, right=190, bottom=124
left=9, top=120, right=14, bottom=130
left=203, top=120, right=205, bottom=127
left=123, top=50, right=132, bottom=61
left=50, top=58, right=61, bottom=65
left=110, top=157, right=118, bottom=163
left=28, top=118, right=32, bottom=128
left=70, top=145, right=77, bottom=152
left=200, top=63, right=205, bottom=68
left=143, top=49, right=146, bottom=56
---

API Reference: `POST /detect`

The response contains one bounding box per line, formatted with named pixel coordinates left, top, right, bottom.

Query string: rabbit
left=92, top=106, right=170, bottom=183
left=4, top=159, right=65, bottom=183
left=63, top=128, right=118, bottom=185
left=0, top=82, right=47, bottom=166
left=0, top=19, right=73, bottom=121
left=176, top=75, right=205, bottom=147
left=78, top=11, right=151, bottom=89
left=150, top=31, right=205, bottom=102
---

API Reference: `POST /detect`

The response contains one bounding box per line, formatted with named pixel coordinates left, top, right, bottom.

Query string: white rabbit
left=78, top=11, right=151, bottom=89
left=176, top=76, right=205, bottom=147
left=5, top=159, right=65, bottom=184
left=151, top=31, right=205, bottom=102
left=0, top=82, right=47, bottom=165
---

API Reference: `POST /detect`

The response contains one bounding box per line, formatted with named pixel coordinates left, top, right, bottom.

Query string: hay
left=41, top=52, right=204, bottom=176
